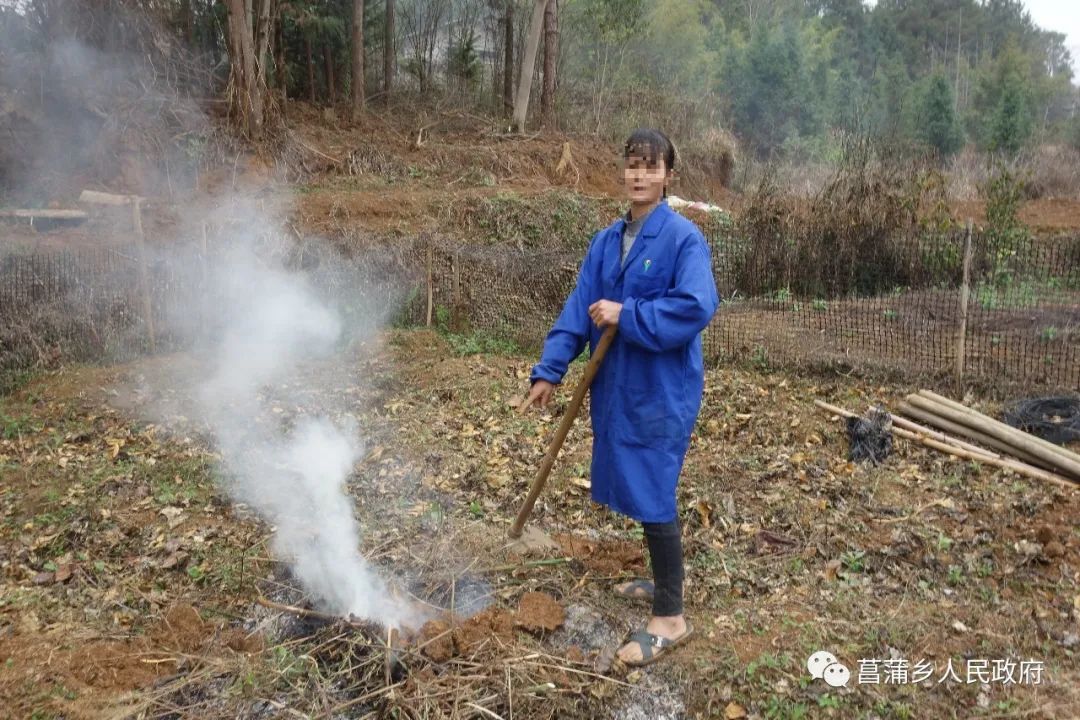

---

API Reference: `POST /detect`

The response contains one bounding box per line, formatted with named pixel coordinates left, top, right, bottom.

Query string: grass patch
left=0, top=368, right=37, bottom=398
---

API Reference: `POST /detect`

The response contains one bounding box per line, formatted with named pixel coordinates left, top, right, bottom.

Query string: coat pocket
left=621, top=394, right=681, bottom=447
left=625, top=260, right=671, bottom=299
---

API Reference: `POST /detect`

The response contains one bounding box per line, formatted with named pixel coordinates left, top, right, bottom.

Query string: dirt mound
left=554, top=533, right=645, bottom=575
left=151, top=603, right=209, bottom=653
left=68, top=639, right=171, bottom=690
left=417, top=619, right=454, bottom=662
left=452, top=607, right=516, bottom=656
left=515, top=591, right=565, bottom=633
left=404, top=606, right=520, bottom=663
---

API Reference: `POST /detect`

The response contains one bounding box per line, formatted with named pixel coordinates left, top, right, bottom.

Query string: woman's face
left=623, top=151, right=670, bottom=205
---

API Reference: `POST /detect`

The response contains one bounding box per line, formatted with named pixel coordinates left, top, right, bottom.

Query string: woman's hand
left=588, top=300, right=623, bottom=328
left=519, top=380, right=555, bottom=413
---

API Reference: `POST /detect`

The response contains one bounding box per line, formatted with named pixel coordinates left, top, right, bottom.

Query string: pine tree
left=990, top=73, right=1033, bottom=155
left=920, top=74, right=964, bottom=158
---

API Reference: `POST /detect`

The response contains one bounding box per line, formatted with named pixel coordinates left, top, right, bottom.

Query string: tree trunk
left=351, top=0, right=364, bottom=120
left=502, top=1, right=513, bottom=115
left=540, top=0, right=557, bottom=129
left=383, top=0, right=395, bottom=97
left=512, top=0, right=546, bottom=132
left=323, top=43, right=336, bottom=104
left=255, top=0, right=271, bottom=73
left=181, top=0, right=195, bottom=47
left=273, top=1, right=286, bottom=92
left=306, top=34, right=316, bottom=103
left=253, top=0, right=272, bottom=113
left=225, top=0, right=263, bottom=139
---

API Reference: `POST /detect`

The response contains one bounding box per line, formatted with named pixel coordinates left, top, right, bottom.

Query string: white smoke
left=3, top=13, right=418, bottom=628
left=188, top=203, right=420, bottom=629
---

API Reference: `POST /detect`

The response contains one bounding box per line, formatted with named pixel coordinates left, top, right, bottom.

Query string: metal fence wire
left=2, top=226, right=1078, bottom=393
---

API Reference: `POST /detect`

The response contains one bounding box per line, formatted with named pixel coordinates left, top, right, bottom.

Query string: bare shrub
left=947, top=145, right=1080, bottom=201
left=728, top=140, right=957, bottom=298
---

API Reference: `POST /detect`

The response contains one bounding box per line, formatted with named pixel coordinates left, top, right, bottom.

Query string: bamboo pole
left=898, top=401, right=1047, bottom=469
left=510, top=326, right=618, bottom=539
left=888, top=407, right=1001, bottom=460
left=918, top=390, right=1080, bottom=469
left=908, top=393, right=1080, bottom=480
left=954, top=221, right=973, bottom=390
left=813, top=400, right=1076, bottom=491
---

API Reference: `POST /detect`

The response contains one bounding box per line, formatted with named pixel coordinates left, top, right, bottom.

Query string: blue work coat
left=530, top=200, right=720, bottom=523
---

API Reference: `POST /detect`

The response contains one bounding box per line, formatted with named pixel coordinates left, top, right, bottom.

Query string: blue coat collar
left=613, top=200, right=672, bottom=280
left=614, top=199, right=671, bottom=239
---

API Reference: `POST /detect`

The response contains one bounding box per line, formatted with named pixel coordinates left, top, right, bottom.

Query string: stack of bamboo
left=898, top=390, right=1080, bottom=486
left=813, top=391, right=1080, bottom=491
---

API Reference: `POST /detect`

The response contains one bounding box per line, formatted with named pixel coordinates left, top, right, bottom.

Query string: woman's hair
left=623, top=128, right=676, bottom=171
left=623, top=128, right=675, bottom=196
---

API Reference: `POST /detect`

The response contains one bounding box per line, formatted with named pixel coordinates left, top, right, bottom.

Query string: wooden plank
left=78, top=190, right=141, bottom=206
left=0, top=209, right=88, bottom=219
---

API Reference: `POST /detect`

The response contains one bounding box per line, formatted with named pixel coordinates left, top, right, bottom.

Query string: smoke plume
left=3, top=4, right=419, bottom=628
left=189, top=208, right=420, bottom=629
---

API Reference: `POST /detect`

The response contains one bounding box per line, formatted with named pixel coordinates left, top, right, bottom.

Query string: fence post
left=425, top=235, right=434, bottom=327
left=200, top=222, right=209, bottom=335
left=955, top=220, right=974, bottom=390
left=131, top=197, right=156, bottom=353
left=450, top=248, right=461, bottom=332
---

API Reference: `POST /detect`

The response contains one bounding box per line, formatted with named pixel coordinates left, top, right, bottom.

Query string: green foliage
left=983, top=168, right=1032, bottom=285
left=434, top=304, right=519, bottom=357
left=974, top=40, right=1035, bottom=154
left=1069, top=117, right=1080, bottom=152
left=573, top=0, right=647, bottom=46
left=444, top=332, right=520, bottom=357
left=840, top=549, right=866, bottom=573
left=751, top=345, right=769, bottom=370
left=725, top=22, right=822, bottom=155
left=919, top=75, right=964, bottom=158
left=447, top=30, right=480, bottom=83
left=1, top=413, right=35, bottom=440
left=990, top=78, right=1033, bottom=155
left=0, top=369, right=36, bottom=398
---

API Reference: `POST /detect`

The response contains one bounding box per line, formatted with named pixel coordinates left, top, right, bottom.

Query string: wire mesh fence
left=2, top=224, right=1078, bottom=393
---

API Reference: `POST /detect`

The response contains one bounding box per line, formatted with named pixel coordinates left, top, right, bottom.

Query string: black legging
left=643, top=520, right=684, bottom=616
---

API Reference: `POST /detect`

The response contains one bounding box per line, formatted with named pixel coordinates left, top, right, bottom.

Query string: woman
left=520, top=128, right=719, bottom=666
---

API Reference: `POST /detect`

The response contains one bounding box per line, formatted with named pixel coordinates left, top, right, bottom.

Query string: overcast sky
left=1023, top=0, right=1080, bottom=79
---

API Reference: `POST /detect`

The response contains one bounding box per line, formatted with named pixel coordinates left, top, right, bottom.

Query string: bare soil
left=515, top=591, right=566, bottom=633
left=953, top=197, right=1080, bottom=233
left=2, top=328, right=1078, bottom=718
